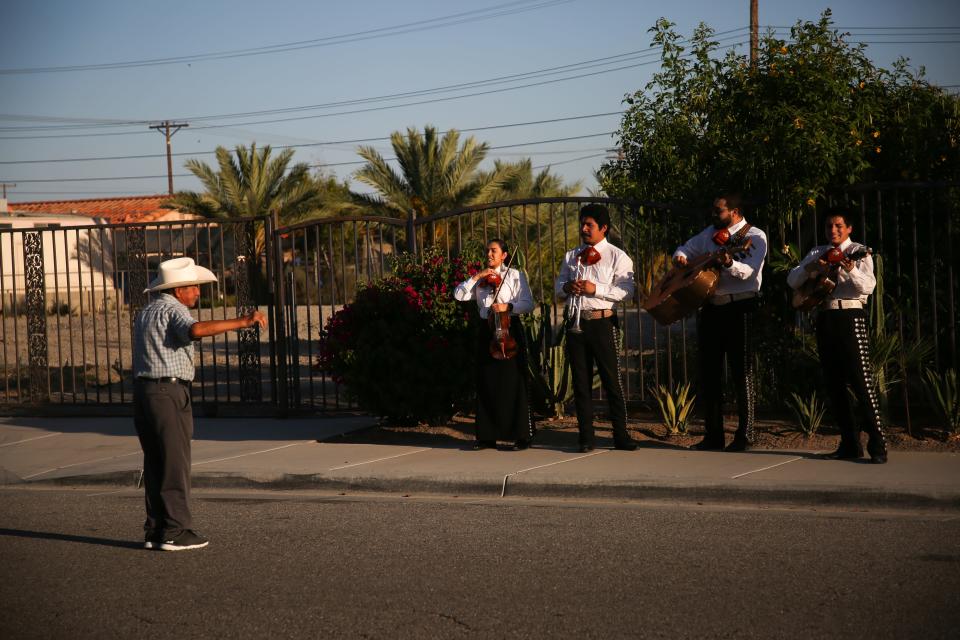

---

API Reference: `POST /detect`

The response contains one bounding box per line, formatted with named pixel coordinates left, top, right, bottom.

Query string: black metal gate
left=0, top=216, right=273, bottom=415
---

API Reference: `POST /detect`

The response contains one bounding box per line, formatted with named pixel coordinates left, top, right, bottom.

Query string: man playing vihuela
left=787, top=208, right=887, bottom=464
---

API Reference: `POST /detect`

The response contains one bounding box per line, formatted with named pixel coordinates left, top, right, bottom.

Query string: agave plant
left=651, top=382, right=696, bottom=435
left=923, top=368, right=960, bottom=439
left=787, top=391, right=827, bottom=438
left=522, top=304, right=573, bottom=419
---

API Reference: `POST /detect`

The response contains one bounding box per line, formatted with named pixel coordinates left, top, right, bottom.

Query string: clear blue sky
left=1, top=0, right=958, bottom=202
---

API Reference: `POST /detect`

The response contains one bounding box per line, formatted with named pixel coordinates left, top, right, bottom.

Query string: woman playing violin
left=454, top=239, right=535, bottom=450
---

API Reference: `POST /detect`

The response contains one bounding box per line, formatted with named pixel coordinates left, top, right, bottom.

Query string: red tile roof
left=8, top=194, right=185, bottom=224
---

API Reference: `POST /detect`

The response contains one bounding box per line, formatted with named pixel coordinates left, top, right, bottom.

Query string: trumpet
left=566, top=246, right=601, bottom=334
left=566, top=256, right=587, bottom=334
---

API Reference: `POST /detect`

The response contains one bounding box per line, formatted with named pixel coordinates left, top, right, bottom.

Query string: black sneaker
left=143, top=531, right=162, bottom=550
left=159, top=530, right=209, bottom=551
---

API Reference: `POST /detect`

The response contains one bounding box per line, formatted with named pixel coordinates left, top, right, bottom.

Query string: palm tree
left=164, top=143, right=326, bottom=301
left=352, top=126, right=518, bottom=220
left=166, top=143, right=323, bottom=254
left=484, top=159, right=583, bottom=200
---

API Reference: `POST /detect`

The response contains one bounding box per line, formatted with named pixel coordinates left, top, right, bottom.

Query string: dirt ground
left=341, top=413, right=960, bottom=453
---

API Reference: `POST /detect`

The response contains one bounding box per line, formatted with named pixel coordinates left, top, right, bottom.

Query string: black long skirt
left=475, top=319, right=534, bottom=443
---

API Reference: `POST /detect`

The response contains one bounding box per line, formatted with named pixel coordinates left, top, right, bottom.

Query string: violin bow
left=490, top=250, right=516, bottom=305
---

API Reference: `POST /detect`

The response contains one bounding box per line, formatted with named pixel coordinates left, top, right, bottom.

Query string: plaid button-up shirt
left=133, top=293, right=198, bottom=381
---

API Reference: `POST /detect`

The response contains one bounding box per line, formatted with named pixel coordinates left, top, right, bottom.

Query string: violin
left=578, top=245, right=602, bottom=266
left=712, top=228, right=731, bottom=246
left=480, top=272, right=502, bottom=288
left=486, top=254, right=518, bottom=360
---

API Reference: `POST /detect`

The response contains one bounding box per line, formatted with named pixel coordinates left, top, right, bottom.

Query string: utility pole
left=750, top=0, right=759, bottom=66
left=149, top=121, right=189, bottom=195
left=0, top=183, right=14, bottom=199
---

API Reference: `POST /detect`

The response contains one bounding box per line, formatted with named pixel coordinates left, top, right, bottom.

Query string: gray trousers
left=133, top=378, right=194, bottom=537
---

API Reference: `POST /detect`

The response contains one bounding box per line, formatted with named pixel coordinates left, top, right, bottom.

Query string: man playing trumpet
left=555, top=204, right=637, bottom=452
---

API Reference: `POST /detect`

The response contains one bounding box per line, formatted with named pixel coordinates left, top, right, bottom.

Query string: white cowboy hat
left=144, top=257, right=218, bottom=293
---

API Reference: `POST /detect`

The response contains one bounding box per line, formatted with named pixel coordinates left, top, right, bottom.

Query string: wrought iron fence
left=4, top=184, right=956, bottom=418
left=271, top=197, right=706, bottom=412
left=0, top=216, right=272, bottom=413
left=274, top=187, right=959, bottom=417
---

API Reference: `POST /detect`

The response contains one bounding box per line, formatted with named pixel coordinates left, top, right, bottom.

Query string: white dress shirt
left=786, top=238, right=875, bottom=304
left=553, top=237, right=635, bottom=310
left=673, top=219, right=768, bottom=296
left=455, top=265, right=535, bottom=320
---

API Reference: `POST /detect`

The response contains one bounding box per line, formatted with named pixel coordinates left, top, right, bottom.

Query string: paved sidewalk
left=1, top=416, right=958, bottom=510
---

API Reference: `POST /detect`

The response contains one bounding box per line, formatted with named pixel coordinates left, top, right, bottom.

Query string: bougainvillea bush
left=319, top=247, right=482, bottom=425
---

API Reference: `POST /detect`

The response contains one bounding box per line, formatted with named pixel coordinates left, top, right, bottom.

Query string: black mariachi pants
left=565, top=315, right=630, bottom=447
left=475, top=320, right=534, bottom=443
left=696, top=298, right=757, bottom=444
left=133, top=378, right=194, bottom=537
left=815, top=309, right=886, bottom=450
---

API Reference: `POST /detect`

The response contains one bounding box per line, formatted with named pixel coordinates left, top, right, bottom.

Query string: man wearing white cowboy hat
left=133, top=257, right=267, bottom=551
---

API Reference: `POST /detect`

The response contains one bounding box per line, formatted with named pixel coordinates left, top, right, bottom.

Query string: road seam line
left=23, top=450, right=142, bottom=480
left=328, top=448, right=431, bottom=470
left=86, top=488, right=131, bottom=497
left=192, top=441, right=313, bottom=466
left=501, top=450, right=609, bottom=497
left=0, top=433, right=62, bottom=448
left=731, top=456, right=804, bottom=479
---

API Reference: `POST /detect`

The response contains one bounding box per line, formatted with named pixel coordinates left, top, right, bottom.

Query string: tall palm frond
left=164, top=143, right=326, bottom=257
left=352, top=126, right=518, bottom=220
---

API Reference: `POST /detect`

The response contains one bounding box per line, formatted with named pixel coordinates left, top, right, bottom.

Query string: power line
left=0, top=133, right=617, bottom=184
left=0, top=0, right=573, bottom=76
left=0, top=36, right=751, bottom=142
left=0, top=111, right=626, bottom=165
left=0, top=43, right=676, bottom=131
left=532, top=152, right=606, bottom=170
left=0, top=27, right=753, bottom=136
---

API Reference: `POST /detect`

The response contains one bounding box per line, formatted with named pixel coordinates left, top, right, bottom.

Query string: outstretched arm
left=190, top=310, right=267, bottom=339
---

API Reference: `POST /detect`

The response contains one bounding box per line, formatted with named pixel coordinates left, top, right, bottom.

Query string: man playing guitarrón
left=673, top=193, right=767, bottom=452
left=787, top=209, right=887, bottom=464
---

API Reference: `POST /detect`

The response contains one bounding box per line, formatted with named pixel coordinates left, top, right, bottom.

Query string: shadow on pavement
left=0, top=528, right=142, bottom=550
left=0, top=416, right=375, bottom=443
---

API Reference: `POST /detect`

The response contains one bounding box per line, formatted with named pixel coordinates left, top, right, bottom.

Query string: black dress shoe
left=724, top=438, right=750, bottom=452
left=473, top=440, right=496, bottom=450
left=867, top=437, right=887, bottom=464
left=823, top=444, right=864, bottom=460
left=614, top=440, right=637, bottom=451
left=512, top=440, right=531, bottom=451
left=690, top=438, right=724, bottom=451
left=579, top=444, right=595, bottom=453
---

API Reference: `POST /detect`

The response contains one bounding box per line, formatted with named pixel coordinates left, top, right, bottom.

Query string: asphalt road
left=1, top=488, right=958, bottom=639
